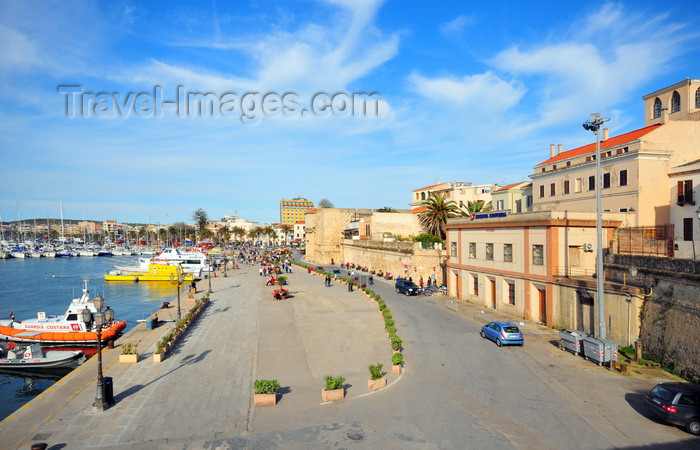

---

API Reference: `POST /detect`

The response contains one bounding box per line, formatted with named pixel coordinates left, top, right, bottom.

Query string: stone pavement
left=0, top=263, right=394, bottom=449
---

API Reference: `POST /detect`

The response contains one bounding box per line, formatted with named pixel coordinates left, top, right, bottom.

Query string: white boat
left=0, top=343, right=84, bottom=370
left=10, top=251, right=25, bottom=259
left=78, top=249, right=97, bottom=257
left=43, top=251, right=56, bottom=258
left=114, top=248, right=211, bottom=275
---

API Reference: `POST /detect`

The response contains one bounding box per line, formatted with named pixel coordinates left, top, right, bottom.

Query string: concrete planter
left=392, top=364, right=402, bottom=375
left=368, top=377, right=386, bottom=391
left=254, top=393, right=277, bottom=406
left=153, top=352, right=164, bottom=363
left=321, top=388, right=344, bottom=402
left=119, top=354, right=138, bottom=364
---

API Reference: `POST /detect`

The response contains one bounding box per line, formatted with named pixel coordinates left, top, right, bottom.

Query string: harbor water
left=0, top=255, right=181, bottom=421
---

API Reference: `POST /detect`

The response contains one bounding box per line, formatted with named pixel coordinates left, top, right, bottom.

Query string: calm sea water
left=0, top=255, right=181, bottom=420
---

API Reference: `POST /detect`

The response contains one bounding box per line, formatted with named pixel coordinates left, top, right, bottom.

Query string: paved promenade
left=0, top=264, right=392, bottom=449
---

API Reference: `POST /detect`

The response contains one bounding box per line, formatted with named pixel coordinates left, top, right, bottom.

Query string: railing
left=613, top=225, right=674, bottom=257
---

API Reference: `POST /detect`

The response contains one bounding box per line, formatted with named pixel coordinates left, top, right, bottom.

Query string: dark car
left=331, top=269, right=341, bottom=275
left=395, top=279, right=418, bottom=296
left=644, top=382, right=700, bottom=435
left=480, top=321, right=524, bottom=346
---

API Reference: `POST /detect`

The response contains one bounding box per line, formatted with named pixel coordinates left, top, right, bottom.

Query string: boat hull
left=0, top=351, right=83, bottom=370
left=0, top=322, right=127, bottom=346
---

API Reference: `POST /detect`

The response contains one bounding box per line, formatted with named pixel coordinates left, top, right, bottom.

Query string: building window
left=671, top=91, right=681, bottom=113
left=563, top=180, right=570, bottom=195
left=504, top=243, right=513, bottom=262
left=532, top=244, right=544, bottom=265
left=603, top=173, right=610, bottom=189
left=620, top=170, right=628, bottom=187
left=696, top=87, right=700, bottom=108
left=496, top=200, right=504, bottom=210
left=550, top=183, right=555, bottom=196
left=450, top=242, right=457, bottom=257
left=526, top=195, right=533, bottom=208
left=684, top=218, right=693, bottom=241
left=469, top=242, right=476, bottom=259
left=507, top=282, right=515, bottom=305
left=421, top=192, right=426, bottom=200
left=575, top=178, right=582, bottom=193
left=485, top=243, right=493, bottom=260
left=539, top=185, right=545, bottom=198
left=677, top=180, right=694, bottom=205
left=473, top=275, right=479, bottom=296
left=653, top=97, right=662, bottom=118
left=588, top=175, right=595, bottom=191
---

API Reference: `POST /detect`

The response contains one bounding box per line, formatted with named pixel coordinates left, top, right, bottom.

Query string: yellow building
left=280, top=197, right=315, bottom=226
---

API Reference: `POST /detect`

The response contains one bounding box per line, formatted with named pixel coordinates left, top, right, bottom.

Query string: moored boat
left=113, top=247, right=211, bottom=275
left=105, top=263, right=200, bottom=282
left=0, top=343, right=84, bottom=370
left=0, top=280, right=127, bottom=346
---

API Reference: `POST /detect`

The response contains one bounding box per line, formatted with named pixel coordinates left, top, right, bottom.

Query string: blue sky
left=1, top=0, right=698, bottom=226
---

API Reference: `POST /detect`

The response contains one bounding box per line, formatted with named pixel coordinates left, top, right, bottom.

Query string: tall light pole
left=583, top=113, right=610, bottom=340
left=82, top=293, right=114, bottom=411
left=169, top=266, right=184, bottom=321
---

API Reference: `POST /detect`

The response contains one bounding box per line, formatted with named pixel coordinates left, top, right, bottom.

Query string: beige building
left=280, top=197, right=315, bottom=226
left=491, top=182, right=533, bottom=213
left=445, top=212, right=639, bottom=342
left=410, top=181, right=498, bottom=210
left=669, top=159, right=700, bottom=259
left=531, top=80, right=700, bottom=227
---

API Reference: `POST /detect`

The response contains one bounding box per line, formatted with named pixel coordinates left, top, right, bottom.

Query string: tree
left=460, top=200, right=492, bottom=216
left=418, top=194, right=461, bottom=240
left=230, top=226, right=246, bottom=242
left=261, top=225, right=275, bottom=246
left=376, top=206, right=398, bottom=212
left=248, top=227, right=262, bottom=243
left=216, top=227, right=230, bottom=244
left=192, top=208, right=209, bottom=233
left=318, top=198, right=334, bottom=208
left=280, top=224, right=293, bottom=245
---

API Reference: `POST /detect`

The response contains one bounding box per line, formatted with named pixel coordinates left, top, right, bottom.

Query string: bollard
left=634, top=340, right=643, bottom=362
left=620, top=363, right=628, bottom=374
left=611, top=360, right=617, bottom=371
left=107, top=339, right=114, bottom=350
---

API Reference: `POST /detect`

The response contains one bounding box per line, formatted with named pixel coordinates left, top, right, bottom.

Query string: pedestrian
left=259, top=267, right=263, bottom=276
left=419, top=277, right=424, bottom=288
left=369, top=275, right=374, bottom=285
left=427, top=277, right=432, bottom=287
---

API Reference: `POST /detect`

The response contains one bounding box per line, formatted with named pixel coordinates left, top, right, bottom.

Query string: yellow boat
left=104, top=264, right=199, bottom=282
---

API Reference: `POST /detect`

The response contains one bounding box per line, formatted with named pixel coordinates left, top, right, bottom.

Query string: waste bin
left=582, top=336, right=618, bottom=366
left=145, top=317, right=154, bottom=330
left=103, top=376, right=114, bottom=405
left=558, top=330, right=588, bottom=355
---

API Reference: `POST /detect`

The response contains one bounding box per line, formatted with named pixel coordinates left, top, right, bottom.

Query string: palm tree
left=376, top=206, right=398, bottom=212
left=261, top=225, right=275, bottom=246
left=248, top=227, right=262, bottom=244
left=230, top=226, right=246, bottom=242
left=419, top=194, right=461, bottom=240
left=216, top=227, right=230, bottom=244
left=280, top=224, right=293, bottom=245
left=461, top=200, right=492, bottom=216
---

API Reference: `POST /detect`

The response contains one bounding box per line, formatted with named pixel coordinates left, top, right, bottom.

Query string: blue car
left=480, top=321, right=524, bottom=346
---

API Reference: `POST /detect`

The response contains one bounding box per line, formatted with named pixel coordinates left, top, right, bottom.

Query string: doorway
left=538, top=288, right=547, bottom=324
left=490, top=279, right=496, bottom=309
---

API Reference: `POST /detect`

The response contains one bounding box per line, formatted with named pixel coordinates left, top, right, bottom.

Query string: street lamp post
left=207, top=256, right=213, bottom=293
left=82, top=294, right=114, bottom=412
left=169, top=267, right=184, bottom=321
left=583, top=113, right=610, bottom=340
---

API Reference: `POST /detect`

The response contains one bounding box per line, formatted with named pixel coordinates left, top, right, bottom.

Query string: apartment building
left=280, top=197, right=315, bottom=226
left=410, top=181, right=498, bottom=210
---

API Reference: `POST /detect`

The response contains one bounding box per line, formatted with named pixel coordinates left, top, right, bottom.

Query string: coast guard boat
left=0, top=280, right=127, bottom=346
left=0, top=343, right=84, bottom=370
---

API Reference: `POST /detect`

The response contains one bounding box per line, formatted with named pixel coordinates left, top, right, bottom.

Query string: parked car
left=331, top=269, right=341, bottom=275
left=644, top=382, right=700, bottom=435
left=480, top=321, right=524, bottom=346
left=395, top=279, right=418, bottom=296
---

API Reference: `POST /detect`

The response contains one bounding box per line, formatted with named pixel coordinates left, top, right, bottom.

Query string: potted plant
left=391, top=335, right=403, bottom=353
left=276, top=275, right=288, bottom=285
left=253, top=379, right=281, bottom=406
left=322, top=375, right=345, bottom=401
left=392, top=353, right=404, bottom=374
left=119, top=342, right=138, bottom=363
left=368, top=362, right=386, bottom=390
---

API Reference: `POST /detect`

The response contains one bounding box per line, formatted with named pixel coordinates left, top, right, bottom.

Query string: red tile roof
left=535, top=124, right=662, bottom=167
left=495, top=182, right=522, bottom=192
left=305, top=209, right=317, bottom=214
left=413, top=182, right=450, bottom=192
left=411, top=206, right=428, bottom=212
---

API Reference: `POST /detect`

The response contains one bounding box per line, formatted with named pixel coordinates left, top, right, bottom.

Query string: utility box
left=145, top=317, right=154, bottom=330
left=558, top=330, right=589, bottom=356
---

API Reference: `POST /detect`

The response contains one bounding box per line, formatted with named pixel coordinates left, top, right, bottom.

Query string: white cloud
left=408, top=71, right=525, bottom=113
left=439, top=15, right=474, bottom=37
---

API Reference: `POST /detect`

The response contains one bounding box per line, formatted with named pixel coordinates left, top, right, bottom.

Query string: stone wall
left=609, top=254, right=700, bottom=382
left=341, top=240, right=446, bottom=285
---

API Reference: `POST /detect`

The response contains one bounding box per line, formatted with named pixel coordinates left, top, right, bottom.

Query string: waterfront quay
left=1, top=262, right=697, bottom=449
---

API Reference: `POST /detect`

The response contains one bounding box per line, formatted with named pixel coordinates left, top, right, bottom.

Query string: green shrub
left=384, top=318, right=395, bottom=329
left=391, top=335, right=402, bottom=351
left=121, top=342, right=138, bottom=355
left=392, top=353, right=404, bottom=365
left=324, top=375, right=345, bottom=390
left=386, top=325, right=396, bottom=335
left=369, top=362, right=383, bottom=380
left=254, top=379, right=281, bottom=394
